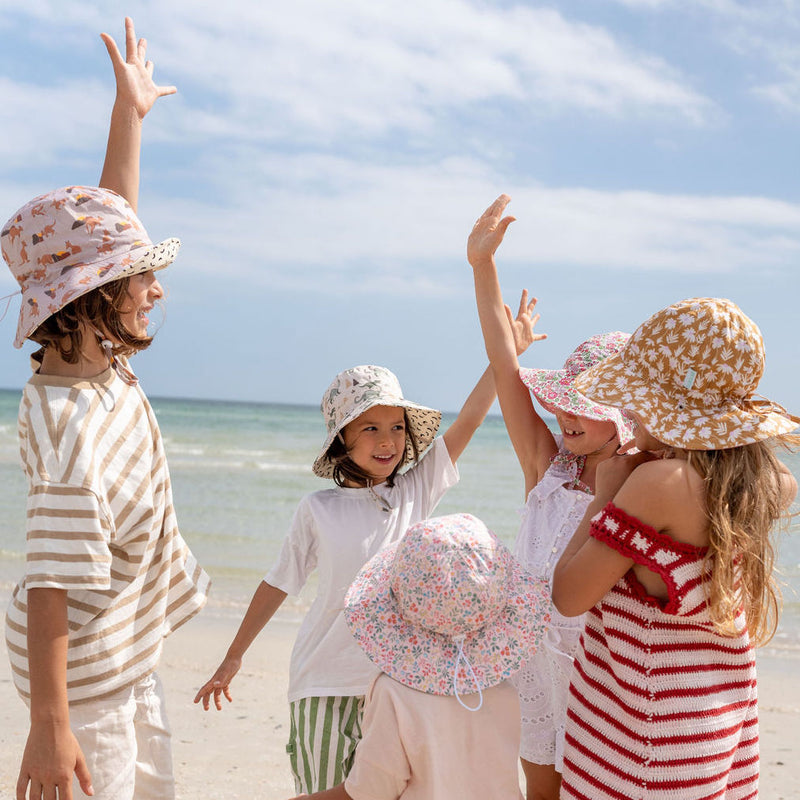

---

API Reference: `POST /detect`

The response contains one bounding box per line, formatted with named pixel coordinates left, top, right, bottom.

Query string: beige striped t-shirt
left=5, top=366, right=210, bottom=704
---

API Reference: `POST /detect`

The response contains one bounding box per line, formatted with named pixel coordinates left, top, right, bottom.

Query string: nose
left=148, top=274, right=164, bottom=300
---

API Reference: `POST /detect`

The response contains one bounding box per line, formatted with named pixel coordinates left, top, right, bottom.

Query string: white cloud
left=111, top=154, right=800, bottom=297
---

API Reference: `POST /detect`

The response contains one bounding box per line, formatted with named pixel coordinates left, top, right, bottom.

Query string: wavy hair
left=686, top=434, right=799, bottom=646
left=29, top=277, right=153, bottom=364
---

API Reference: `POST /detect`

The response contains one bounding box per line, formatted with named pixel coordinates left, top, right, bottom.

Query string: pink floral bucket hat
left=1, top=185, right=179, bottom=348
left=520, top=332, right=635, bottom=445
left=574, top=297, right=799, bottom=450
left=312, top=365, right=441, bottom=479
left=344, top=513, right=550, bottom=708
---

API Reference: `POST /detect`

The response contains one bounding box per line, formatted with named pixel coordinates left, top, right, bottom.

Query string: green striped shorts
left=286, top=695, right=365, bottom=793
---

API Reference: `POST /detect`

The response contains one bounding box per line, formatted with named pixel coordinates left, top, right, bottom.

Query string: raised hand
left=467, top=194, right=515, bottom=269
left=506, top=288, right=547, bottom=357
left=100, top=17, right=176, bottom=122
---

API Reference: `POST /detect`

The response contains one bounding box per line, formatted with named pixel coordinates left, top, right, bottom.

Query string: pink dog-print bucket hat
left=344, top=513, right=550, bottom=708
left=1, top=185, right=179, bottom=348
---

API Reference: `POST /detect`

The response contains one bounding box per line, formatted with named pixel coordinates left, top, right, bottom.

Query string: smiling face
left=341, top=405, right=407, bottom=485
left=118, top=271, right=163, bottom=339
left=554, top=410, right=618, bottom=456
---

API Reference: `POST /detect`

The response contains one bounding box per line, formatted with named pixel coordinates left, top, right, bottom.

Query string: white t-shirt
left=344, top=674, right=523, bottom=800
left=265, top=437, right=458, bottom=701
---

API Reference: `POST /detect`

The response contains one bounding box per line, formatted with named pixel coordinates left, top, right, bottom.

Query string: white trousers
left=69, top=672, right=174, bottom=800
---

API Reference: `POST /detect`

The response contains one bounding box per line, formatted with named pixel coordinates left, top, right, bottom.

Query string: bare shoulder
left=613, top=457, right=708, bottom=547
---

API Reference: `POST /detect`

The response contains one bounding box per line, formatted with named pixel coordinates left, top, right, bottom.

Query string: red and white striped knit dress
left=561, top=502, right=759, bottom=800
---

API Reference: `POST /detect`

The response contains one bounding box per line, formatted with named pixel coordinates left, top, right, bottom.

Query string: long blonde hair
left=686, top=435, right=798, bottom=646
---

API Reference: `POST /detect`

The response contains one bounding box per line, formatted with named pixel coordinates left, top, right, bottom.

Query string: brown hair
left=686, top=434, right=799, bottom=646
left=327, top=409, right=421, bottom=488
left=29, top=278, right=153, bottom=363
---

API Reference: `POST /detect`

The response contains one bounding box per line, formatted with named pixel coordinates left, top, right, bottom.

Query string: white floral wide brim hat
left=2, top=186, right=179, bottom=348
left=312, top=364, right=441, bottom=479
left=574, top=297, right=799, bottom=450
left=520, top=331, right=635, bottom=445
left=344, top=513, right=550, bottom=697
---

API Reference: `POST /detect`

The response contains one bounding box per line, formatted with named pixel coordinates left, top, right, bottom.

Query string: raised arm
left=442, top=290, right=541, bottom=465
left=98, top=17, right=177, bottom=210
left=468, top=195, right=556, bottom=495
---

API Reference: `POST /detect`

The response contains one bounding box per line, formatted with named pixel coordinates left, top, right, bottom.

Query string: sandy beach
left=1, top=597, right=799, bottom=799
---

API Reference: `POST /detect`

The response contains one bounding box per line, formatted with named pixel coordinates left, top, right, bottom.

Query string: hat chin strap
left=452, top=635, right=483, bottom=712
left=95, top=329, right=139, bottom=387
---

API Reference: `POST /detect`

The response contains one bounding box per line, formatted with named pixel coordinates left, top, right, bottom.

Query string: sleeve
left=344, top=676, right=410, bottom=800
left=589, top=501, right=701, bottom=579
left=402, top=437, right=459, bottom=518
left=263, top=497, right=318, bottom=596
left=25, top=482, right=113, bottom=591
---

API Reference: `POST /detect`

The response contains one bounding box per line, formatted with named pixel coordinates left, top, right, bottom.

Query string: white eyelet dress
left=510, top=448, right=591, bottom=770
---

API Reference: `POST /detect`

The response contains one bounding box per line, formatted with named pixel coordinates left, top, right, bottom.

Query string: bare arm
left=194, top=580, right=288, bottom=710
left=552, top=453, right=667, bottom=616
left=468, top=195, right=556, bottom=495
left=17, top=589, right=92, bottom=800
left=442, top=291, right=541, bottom=465
left=98, top=17, right=177, bottom=210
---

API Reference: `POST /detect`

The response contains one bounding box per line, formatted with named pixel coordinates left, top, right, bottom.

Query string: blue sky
left=0, top=0, right=798, bottom=414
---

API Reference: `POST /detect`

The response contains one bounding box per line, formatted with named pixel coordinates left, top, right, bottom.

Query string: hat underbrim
left=15, top=237, right=179, bottom=348
left=344, top=542, right=550, bottom=696
left=520, top=367, right=635, bottom=445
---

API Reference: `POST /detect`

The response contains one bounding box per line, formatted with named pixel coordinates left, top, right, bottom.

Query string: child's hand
left=100, top=17, right=176, bottom=122
left=594, top=451, right=657, bottom=503
left=193, top=656, right=242, bottom=711
left=467, top=194, right=515, bottom=269
left=506, top=288, right=546, bottom=357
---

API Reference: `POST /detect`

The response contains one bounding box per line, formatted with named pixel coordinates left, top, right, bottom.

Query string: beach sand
left=1, top=600, right=799, bottom=799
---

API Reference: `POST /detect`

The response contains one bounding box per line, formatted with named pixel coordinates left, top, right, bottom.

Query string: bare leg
left=521, top=758, right=561, bottom=800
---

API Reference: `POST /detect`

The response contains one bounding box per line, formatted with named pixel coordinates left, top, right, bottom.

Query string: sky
left=0, top=0, right=798, bottom=414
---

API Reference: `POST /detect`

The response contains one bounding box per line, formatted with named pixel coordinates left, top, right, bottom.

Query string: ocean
left=0, top=389, right=798, bottom=653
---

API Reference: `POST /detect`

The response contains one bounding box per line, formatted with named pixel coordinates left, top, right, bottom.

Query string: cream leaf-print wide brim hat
left=312, top=364, right=441, bottom=479
left=573, top=297, right=798, bottom=450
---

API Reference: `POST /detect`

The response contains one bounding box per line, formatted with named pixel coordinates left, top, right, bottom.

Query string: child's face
left=554, top=410, right=617, bottom=456
left=119, top=271, right=164, bottom=339
left=342, top=405, right=407, bottom=485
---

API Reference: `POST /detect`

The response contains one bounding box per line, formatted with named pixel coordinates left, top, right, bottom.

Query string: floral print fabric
left=520, top=332, right=634, bottom=446
left=344, top=512, right=550, bottom=696
left=574, top=297, right=799, bottom=449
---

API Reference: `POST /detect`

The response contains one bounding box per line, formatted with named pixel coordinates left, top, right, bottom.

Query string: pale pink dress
left=510, top=446, right=590, bottom=770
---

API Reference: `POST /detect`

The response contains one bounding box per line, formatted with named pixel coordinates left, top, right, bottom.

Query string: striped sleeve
left=25, top=482, right=112, bottom=590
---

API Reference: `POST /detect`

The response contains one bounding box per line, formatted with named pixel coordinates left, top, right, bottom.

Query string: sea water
left=0, top=389, right=798, bottom=652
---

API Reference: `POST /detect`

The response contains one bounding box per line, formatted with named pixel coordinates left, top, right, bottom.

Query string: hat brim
left=574, top=353, right=799, bottom=449
left=15, top=237, right=180, bottom=348
left=344, top=542, right=550, bottom=695
left=312, top=402, right=442, bottom=479
left=520, top=367, right=635, bottom=445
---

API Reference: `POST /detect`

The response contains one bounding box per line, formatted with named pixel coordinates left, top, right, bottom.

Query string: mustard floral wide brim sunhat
left=573, top=297, right=799, bottom=450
